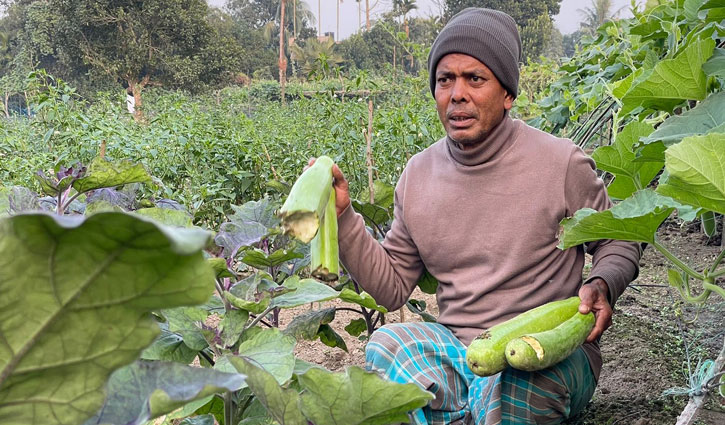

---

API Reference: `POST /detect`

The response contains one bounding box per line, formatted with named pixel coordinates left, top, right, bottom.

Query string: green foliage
left=0, top=212, right=216, bottom=425
left=84, top=361, right=245, bottom=425
left=1, top=73, right=443, bottom=226
left=290, top=38, right=344, bottom=80
left=2, top=0, right=242, bottom=97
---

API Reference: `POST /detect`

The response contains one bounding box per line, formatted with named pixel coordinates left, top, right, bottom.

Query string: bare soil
left=280, top=218, right=725, bottom=424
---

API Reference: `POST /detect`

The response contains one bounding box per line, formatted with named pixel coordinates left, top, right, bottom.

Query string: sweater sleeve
left=564, top=148, right=642, bottom=307
left=337, top=170, right=425, bottom=311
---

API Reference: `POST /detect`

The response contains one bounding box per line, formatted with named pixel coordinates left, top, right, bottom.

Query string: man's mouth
left=448, top=114, right=475, bottom=126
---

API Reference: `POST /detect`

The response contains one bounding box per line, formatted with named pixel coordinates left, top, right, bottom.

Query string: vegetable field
left=1, top=1, right=725, bottom=425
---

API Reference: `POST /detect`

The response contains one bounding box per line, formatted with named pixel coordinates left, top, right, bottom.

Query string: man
left=320, top=8, right=641, bottom=424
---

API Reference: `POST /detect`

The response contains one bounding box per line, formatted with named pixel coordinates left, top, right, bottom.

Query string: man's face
left=434, top=53, right=514, bottom=147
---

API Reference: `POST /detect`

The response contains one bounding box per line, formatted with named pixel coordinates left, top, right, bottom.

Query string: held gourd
left=279, top=155, right=335, bottom=243
left=466, top=297, right=581, bottom=377
left=504, top=312, right=595, bottom=371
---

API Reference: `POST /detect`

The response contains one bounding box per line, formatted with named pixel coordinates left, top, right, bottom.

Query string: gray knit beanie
left=428, top=8, right=522, bottom=98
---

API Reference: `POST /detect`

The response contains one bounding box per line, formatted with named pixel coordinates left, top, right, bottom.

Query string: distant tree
left=443, top=0, right=563, bottom=61
left=444, top=0, right=561, bottom=23
left=226, top=0, right=316, bottom=82
left=290, top=38, right=344, bottom=79
left=33, top=0, right=242, bottom=121
left=337, top=18, right=397, bottom=72
left=578, top=0, right=626, bottom=35
left=562, top=30, right=583, bottom=58
left=337, top=16, right=439, bottom=74
left=225, top=0, right=315, bottom=36
left=393, top=0, right=418, bottom=37
left=543, top=26, right=564, bottom=61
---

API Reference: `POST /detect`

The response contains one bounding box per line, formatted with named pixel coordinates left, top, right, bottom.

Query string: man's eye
left=438, top=77, right=449, bottom=83
left=471, top=76, right=482, bottom=82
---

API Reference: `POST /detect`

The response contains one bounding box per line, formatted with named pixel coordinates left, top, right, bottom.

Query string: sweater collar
left=445, top=114, right=517, bottom=166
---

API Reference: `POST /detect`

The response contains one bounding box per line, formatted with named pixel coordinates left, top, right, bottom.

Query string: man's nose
left=450, top=79, right=468, bottom=103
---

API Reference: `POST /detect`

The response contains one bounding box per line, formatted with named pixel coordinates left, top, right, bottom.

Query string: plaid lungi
left=365, top=322, right=596, bottom=424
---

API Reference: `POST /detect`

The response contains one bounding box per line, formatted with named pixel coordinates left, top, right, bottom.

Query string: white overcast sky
left=207, top=0, right=640, bottom=40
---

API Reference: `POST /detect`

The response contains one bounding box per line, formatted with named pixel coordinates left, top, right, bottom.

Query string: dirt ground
left=279, top=218, right=725, bottom=424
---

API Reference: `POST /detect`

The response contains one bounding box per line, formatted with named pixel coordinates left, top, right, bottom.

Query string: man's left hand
left=578, top=278, right=612, bottom=342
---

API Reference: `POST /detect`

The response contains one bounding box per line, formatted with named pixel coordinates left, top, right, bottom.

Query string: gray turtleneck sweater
left=337, top=116, right=641, bottom=379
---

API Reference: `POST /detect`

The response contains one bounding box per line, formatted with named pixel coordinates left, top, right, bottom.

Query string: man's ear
left=503, top=92, right=514, bottom=110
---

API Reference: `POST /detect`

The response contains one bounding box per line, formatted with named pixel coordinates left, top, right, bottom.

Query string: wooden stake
left=279, top=0, right=287, bottom=106
left=366, top=99, right=374, bottom=204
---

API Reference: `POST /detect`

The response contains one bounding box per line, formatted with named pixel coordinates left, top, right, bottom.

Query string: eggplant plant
left=0, top=158, right=434, bottom=425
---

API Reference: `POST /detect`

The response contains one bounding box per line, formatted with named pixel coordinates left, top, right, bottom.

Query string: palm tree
left=393, top=0, right=417, bottom=38
left=578, top=0, right=627, bottom=35
left=290, top=38, right=344, bottom=79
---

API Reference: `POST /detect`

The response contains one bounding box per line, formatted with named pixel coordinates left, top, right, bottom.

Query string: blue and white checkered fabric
left=365, top=322, right=595, bottom=424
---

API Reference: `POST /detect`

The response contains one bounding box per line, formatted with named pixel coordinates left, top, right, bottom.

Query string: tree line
left=0, top=0, right=622, bottom=116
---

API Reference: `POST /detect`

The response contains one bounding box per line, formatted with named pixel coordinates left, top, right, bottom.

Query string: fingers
left=331, top=164, right=348, bottom=188
left=586, top=305, right=612, bottom=342
left=578, top=285, right=596, bottom=314
left=578, top=284, right=613, bottom=342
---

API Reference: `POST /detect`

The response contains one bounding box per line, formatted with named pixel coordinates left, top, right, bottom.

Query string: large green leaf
left=242, top=247, right=304, bottom=269
left=318, top=324, right=348, bottom=351
left=141, top=322, right=199, bottom=364
left=641, top=91, right=725, bottom=146
left=620, top=38, right=715, bottom=115
left=0, top=212, right=215, bottom=425
left=135, top=207, right=194, bottom=227
left=703, top=48, right=725, bottom=77
left=685, top=0, right=709, bottom=20
left=83, top=360, right=245, bottom=425
left=416, top=269, right=439, bottom=295
left=657, top=133, right=725, bottom=215
left=611, top=68, right=644, bottom=100
left=228, top=356, right=308, bottom=425
left=178, top=415, right=215, bottom=425
left=163, top=306, right=213, bottom=351
left=219, top=309, right=249, bottom=348
left=72, top=157, right=151, bottom=194
left=297, top=366, right=434, bottom=425
left=351, top=200, right=392, bottom=231
left=224, top=273, right=280, bottom=314
left=238, top=328, right=296, bottom=385
left=558, top=190, right=682, bottom=249
left=359, top=181, right=395, bottom=210
left=282, top=308, right=348, bottom=350
left=271, top=275, right=339, bottom=308
left=339, top=288, right=388, bottom=313
left=228, top=197, right=280, bottom=230
left=0, top=187, right=9, bottom=217
left=700, top=0, right=725, bottom=21
left=283, top=307, right=337, bottom=341
left=592, top=121, right=660, bottom=199
left=207, top=257, right=236, bottom=279
left=214, top=198, right=279, bottom=259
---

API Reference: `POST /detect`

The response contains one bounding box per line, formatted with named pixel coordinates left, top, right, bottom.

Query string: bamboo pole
left=279, top=0, right=287, bottom=105
left=366, top=99, right=374, bottom=204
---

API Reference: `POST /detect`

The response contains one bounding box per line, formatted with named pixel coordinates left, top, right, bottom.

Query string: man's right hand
left=307, top=158, right=351, bottom=217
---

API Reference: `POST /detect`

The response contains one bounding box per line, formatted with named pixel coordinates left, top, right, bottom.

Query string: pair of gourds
left=467, top=297, right=594, bottom=376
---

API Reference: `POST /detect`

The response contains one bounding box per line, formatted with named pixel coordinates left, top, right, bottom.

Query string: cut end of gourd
left=312, top=266, right=338, bottom=282
left=475, top=330, right=492, bottom=341
left=281, top=211, right=319, bottom=243
left=521, top=336, right=545, bottom=361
